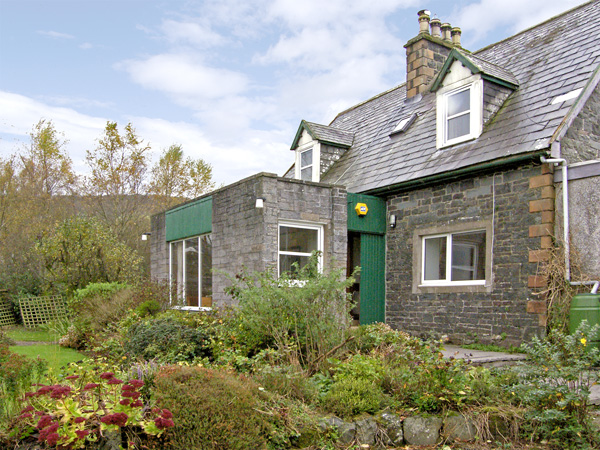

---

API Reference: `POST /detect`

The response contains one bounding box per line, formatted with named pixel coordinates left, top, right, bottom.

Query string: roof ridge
left=474, top=0, right=597, bottom=55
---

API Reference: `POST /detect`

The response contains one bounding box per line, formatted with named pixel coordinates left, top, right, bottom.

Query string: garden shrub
left=124, top=314, right=213, bottom=363
left=253, top=363, right=318, bottom=404
left=153, top=365, right=273, bottom=449
left=322, top=376, right=387, bottom=419
left=225, top=253, right=356, bottom=373
left=0, top=345, right=46, bottom=426
left=317, top=354, right=388, bottom=418
left=70, top=282, right=131, bottom=329
left=508, top=322, right=600, bottom=448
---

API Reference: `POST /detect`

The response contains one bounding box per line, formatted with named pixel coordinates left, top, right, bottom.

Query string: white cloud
left=37, top=30, right=75, bottom=40
left=118, top=53, right=248, bottom=100
left=0, top=92, right=290, bottom=186
left=451, top=0, right=588, bottom=46
left=79, top=42, right=93, bottom=50
left=0, top=92, right=107, bottom=173
left=129, top=116, right=292, bottom=184
left=161, top=20, right=225, bottom=47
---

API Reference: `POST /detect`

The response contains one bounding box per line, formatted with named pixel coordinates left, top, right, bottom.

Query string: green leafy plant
left=124, top=314, right=213, bottom=363
left=0, top=345, right=47, bottom=426
left=225, top=253, right=356, bottom=374
left=508, top=322, right=600, bottom=448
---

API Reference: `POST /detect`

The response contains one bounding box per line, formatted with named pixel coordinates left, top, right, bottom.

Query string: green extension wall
left=165, top=196, right=212, bottom=241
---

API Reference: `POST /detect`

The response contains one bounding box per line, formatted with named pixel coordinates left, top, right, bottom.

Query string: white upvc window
left=295, top=142, right=321, bottom=182
left=300, top=148, right=313, bottom=180
left=436, top=80, right=483, bottom=148
left=278, top=222, right=323, bottom=277
left=421, top=230, right=486, bottom=286
left=169, top=234, right=212, bottom=309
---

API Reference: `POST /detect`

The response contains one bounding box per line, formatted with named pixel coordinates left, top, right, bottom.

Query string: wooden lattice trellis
left=19, top=295, right=68, bottom=328
left=0, top=299, right=17, bottom=327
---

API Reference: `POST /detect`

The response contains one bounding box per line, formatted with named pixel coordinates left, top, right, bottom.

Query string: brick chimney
left=404, top=10, right=459, bottom=99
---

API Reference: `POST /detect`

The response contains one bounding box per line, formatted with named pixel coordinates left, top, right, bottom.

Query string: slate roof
left=320, top=0, right=600, bottom=193
left=290, top=120, right=354, bottom=149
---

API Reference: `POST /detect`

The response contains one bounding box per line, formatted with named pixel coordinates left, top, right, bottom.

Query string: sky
left=0, top=0, right=590, bottom=186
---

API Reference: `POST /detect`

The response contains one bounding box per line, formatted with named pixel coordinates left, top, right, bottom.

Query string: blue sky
left=0, top=0, right=589, bottom=185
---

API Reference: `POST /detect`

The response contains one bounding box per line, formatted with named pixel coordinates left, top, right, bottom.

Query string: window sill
left=172, top=306, right=213, bottom=312
left=414, top=283, right=492, bottom=294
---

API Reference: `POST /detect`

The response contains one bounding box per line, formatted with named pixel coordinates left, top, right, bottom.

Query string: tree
left=148, top=144, right=215, bottom=210
left=84, top=122, right=151, bottom=247
left=18, top=119, right=77, bottom=196
left=35, top=215, right=143, bottom=293
left=0, top=121, right=78, bottom=295
left=0, top=156, right=16, bottom=242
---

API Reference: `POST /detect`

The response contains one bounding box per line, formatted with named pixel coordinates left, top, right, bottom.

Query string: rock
left=355, top=417, right=377, bottom=445
left=318, top=416, right=345, bottom=432
left=403, top=415, right=442, bottom=446
left=318, top=416, right=356, bottom=445
left=97, top=430, right=122, bottom=450
left=378, top=412, right=404, bottom=446
left=338, top=421, right=357, bottom=445
left=443, top=413, right=477, bottom=442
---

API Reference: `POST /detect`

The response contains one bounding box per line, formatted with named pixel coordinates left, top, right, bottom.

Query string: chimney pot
left=417, top=9, right=431, bottom=34
left=441, top=23, right=452, bottom=41
left=451, top=27, right=462, bottom=46
left=430, top=18, right=441, bottom=38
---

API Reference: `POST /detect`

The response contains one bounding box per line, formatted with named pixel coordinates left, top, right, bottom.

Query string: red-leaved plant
left=9, top=363, right=173, bottom=449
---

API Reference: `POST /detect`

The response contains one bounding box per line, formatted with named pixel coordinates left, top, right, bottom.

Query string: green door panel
left=359, top=233, right=386, bottom=324
left=347, top=193, right=386, bottom=234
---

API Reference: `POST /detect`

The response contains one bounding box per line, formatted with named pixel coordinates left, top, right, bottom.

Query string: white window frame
left=295, top=142, right=321, bottom=182
left=169, top=234, right=212, bottom=311
left=436, top=79, right=483, bottom=148
left=420, top=230, right=486, bottom=287
left=278, top=221, right=324, bottom=277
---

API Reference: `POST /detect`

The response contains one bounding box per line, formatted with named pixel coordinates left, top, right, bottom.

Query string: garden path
left=442, top=345, right=600, bottom=405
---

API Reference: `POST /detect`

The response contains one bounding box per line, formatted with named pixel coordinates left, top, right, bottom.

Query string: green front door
left=359, top=233, right=385, bottom=324
left=347, top=193, right=386, bottom=325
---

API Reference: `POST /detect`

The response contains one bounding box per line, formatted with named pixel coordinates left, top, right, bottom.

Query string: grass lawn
left=5, top=326, right=59, bottom=342
left=9, top=344, right=84, bottom=373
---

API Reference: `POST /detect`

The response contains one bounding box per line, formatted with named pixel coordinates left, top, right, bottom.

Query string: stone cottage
left=151, top=1, right=600, bottom=345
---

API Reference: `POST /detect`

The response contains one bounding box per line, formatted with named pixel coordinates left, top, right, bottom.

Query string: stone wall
left=562, top=84, right=600, bottom=163
left=554, top=161, right=600, bottom=279
left=386, top=163, right=548, bottom=345
left=211, top=173, right=347, bottom=307
left=211, top=175, right=268, bottom=307
left=320, top=144, right=346, bottom=178
left=150, top=212, right=168, bottom=281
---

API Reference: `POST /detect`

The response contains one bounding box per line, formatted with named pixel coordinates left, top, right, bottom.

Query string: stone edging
left=315, top=412, right=477, bottom=447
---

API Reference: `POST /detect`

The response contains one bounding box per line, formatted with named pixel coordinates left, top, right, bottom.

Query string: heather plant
left=153, top=365, right=274, bottom=449
left=6, top=358, right=173, bottom=449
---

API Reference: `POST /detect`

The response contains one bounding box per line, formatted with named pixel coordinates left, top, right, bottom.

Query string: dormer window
left=300, top=148, right=313, bottom=180
left=436, top=79, right=483, bottom=148
left=446, top=87, right=471, bottom=141
left=295, top=142, right=320, bottom=182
